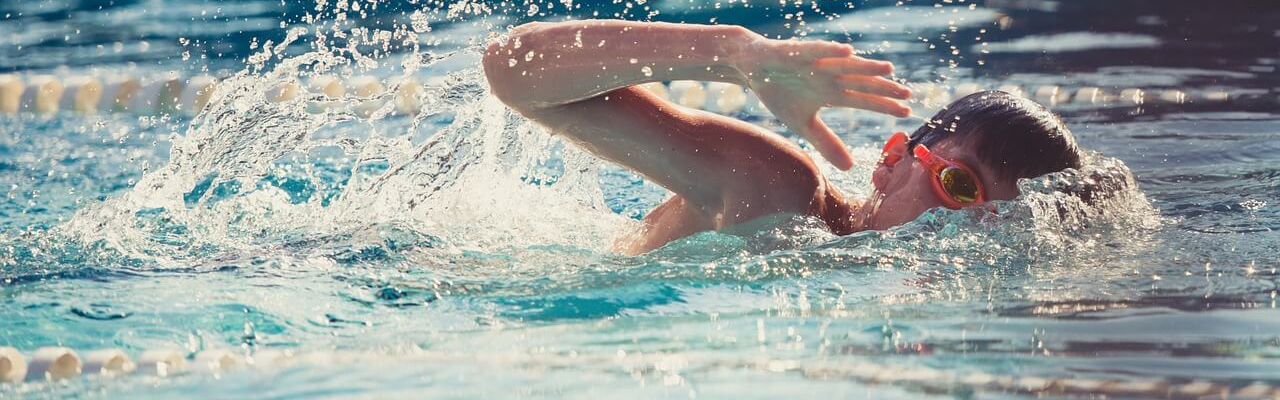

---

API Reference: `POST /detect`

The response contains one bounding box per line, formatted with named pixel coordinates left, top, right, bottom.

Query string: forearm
left=483, top=20, right=756, bottom=110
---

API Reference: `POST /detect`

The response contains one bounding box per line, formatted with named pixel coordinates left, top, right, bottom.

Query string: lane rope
left=0, top=72, right=1259, bottom=119
left=1, top=345, right=1277, bottom=399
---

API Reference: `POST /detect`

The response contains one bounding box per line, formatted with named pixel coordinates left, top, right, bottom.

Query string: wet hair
left=907, top=90, right=1084, bottom=182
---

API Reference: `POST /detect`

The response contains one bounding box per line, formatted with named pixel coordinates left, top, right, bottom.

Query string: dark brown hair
left=908, top=90, right=1084, bottom=182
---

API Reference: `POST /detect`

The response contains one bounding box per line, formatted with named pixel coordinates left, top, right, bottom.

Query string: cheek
left=868, top=170, right=944, bottom=229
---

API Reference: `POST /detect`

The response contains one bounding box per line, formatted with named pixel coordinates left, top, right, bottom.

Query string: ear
left=872, top=131, right=908, bottom=190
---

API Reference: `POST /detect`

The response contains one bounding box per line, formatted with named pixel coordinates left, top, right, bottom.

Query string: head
left=858, top=90, right=1084, bottom=229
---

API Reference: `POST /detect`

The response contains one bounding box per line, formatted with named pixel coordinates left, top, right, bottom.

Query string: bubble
left=410, top=11, right=430, bottom=33
left=641, top=66, right=653, bottom=77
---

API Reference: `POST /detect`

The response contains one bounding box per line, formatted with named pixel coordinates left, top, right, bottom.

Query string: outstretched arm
left=482, top=20, right=910, bottom=220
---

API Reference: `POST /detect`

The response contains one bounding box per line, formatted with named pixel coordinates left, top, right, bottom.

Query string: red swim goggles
left=880, top=132, right=987, bottom=209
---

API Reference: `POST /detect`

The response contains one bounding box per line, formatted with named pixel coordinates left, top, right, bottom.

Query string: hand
left=734, top=36, right=912, bottom=170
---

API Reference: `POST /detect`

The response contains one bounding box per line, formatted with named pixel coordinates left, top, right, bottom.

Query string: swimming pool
left=2, top=0, right=1279, bottom=398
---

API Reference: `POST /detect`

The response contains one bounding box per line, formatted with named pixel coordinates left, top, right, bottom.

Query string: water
left=2, top=0, right=1279, bottom=398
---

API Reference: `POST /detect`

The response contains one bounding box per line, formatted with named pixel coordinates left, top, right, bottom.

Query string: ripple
left=982, top=32, right=1161, bottom=53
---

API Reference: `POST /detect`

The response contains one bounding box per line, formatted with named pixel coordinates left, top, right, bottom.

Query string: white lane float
left=268, top=80, right=300, bottom=103
left=177, top=75, right=218, bottom=115
left=953, top=82, right=983, bottom=98
left=1073, top=86, right=1103, bottom=104
left=136, top=349, right=186, bottom=377
left=637, top=81, right=669, bottom=100
left=126, top=76, right=183, bottom=114
left=98, top=76, right=142, bottom=113
left=308, top=74, right=345, bottom=99
left=245, top=348, right=295, bottom=368
left=387, top=76, right=422, bottom=115
left=921, top=82, right=952, bottom=108
left=19, top=75, right=64, bottom=115
left=0, top=345, right=1277, bottom=399
left=1120, top=88, right=1145, bottom=105
left=1032, top=85, right=1063, bottom=105
left=0, top=74, right=23, bottom=114
left=704, top=81, right=747, bottom=114
left=1157, top=89, right=1186, bottom=104
left=996, top=84, right=1023, bottom=97
left=59, top=76, right=105, bottom=114
left=346, top=75, right=386, bottom=117
left=1203, top=91, right=1230, bottom=102
left=192, top=349, right=242, bottom=372
left=0, top=72, right=1269, bottom=120
left=667, top=80, right=707, bottom=109
left=740, top=88, right=770, bottom=116
left=911, top=82, right=938, bottom=109
left=0, top=347, right=27, bottom=383
left=25, top=347, right=81, bottom=382
left=306, top=74, right=346, bottom=113
left=81, top=349, right=136, bottom=377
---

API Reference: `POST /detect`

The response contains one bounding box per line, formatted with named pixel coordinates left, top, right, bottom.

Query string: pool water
left=3, top=0, right=1279, bottom=398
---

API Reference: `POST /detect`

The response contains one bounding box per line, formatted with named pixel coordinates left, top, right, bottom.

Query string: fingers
left=837, top=90, right=912, bottom=118
left=798, top=113, right=854, bottom=170
left=800, top=42, right=854, bottom=59
left=837, top=75, right=912, bottom=99
left=815, top=56, right=895, bottom=76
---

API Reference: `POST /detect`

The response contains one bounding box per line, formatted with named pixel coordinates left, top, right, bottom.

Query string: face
left=856, top=132, right=1022, bottom=230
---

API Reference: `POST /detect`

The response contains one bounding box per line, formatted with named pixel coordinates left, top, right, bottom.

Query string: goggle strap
left=880, top=132, right=909, bottom=166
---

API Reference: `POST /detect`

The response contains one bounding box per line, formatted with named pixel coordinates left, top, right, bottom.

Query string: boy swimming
left=483, top=20, right=1083, bottom=254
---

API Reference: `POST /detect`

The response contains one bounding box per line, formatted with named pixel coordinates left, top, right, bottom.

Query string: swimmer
left=483, top=20, right=1083, bottom=254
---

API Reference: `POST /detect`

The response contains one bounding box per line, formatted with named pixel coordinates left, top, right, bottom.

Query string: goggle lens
left=938, top=167, right=979, bottom=204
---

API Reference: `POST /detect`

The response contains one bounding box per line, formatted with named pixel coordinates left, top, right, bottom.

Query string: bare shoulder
left=680, top=109, right=833, bottom=226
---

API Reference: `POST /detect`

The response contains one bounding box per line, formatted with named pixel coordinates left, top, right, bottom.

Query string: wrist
left=724, top=26, right=766, bottom=87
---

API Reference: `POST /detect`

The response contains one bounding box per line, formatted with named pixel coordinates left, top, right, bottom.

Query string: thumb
left=802, top=113, right=854, bottom=170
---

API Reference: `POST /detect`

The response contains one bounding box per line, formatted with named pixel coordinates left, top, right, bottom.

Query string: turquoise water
left=3, top=0, right=1279, bottom=398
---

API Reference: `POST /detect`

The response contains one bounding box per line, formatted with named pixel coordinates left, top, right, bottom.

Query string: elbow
left=482, top=22, right=548, bottom=112
left=481, top=38, right=522, bottom=108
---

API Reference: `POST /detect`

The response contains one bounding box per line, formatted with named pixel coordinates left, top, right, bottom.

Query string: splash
left=53, top=9, right=631, bottom=267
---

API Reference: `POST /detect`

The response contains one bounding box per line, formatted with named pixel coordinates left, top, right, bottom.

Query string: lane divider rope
left=0, top=73, right=1257, bottom=119
left=1, top=345, right=1278, bottom=399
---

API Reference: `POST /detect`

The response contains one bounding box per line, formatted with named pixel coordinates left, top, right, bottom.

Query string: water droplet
left=629, top=58, right=638, bottom=64
left=641, top=66, right=653, bottom=77
left=508, top=58, right=517, bottom=67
